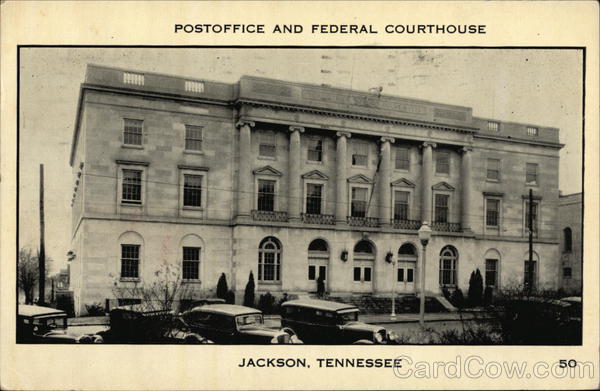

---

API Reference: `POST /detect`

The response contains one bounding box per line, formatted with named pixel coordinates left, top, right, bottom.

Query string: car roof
left=189, top=304, right=262, bottom=316
left=281, top=299, right=358, bottom=312
left=18, top=305, right=66, bottom=318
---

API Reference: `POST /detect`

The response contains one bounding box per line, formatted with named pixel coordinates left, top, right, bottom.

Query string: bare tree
left=18, top=248, right=51, bottom=304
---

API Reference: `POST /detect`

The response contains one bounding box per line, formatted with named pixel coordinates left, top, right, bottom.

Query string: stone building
left=558, top=192, right=582, bottom=293
left=69, top=64, right=563, bottom=315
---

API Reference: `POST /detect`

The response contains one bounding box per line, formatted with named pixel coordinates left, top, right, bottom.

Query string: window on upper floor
left=436, top=151, right=450, bottom=174
left=350, top=187, right=368, bottom=217
left=259, top=132, right=276, bottom=158
left=257, top=179, right=276, bottom=211
left=185, top=125, right=203, bottom=151
left=563, top=267, right=572, bottom=279
left=488, top=121, right=500, bottom=132
left=486, top=158, right=501, bottom=181
left=563, top=227, right=572, bottom=253
left=123, top=119, right=143, bottom=146
left=306, top=183, right=323, bottom=215
left=121, top=169, right=142, bottom=205
left=352, top=141, right=368, bottom=167
left=307, top=138, right=323, bottom=162
left=393, top=191, right=409, bottom=221
left=486, top=198, right=500, bottom=228
left=525, top=200, right=539, bottom=237
left=527, top=126, right=538, bottom=136
left=395, top=147, right=410, bottom=170
left=434, top=194, right=449, bottom=223
left=183, top=174, right=203, bottom=208
left=526, top=163, right=538, bottom=185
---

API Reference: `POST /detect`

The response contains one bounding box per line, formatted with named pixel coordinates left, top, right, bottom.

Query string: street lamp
left=386, top=252, right=396, bottom=320
left=417, top=222, right=432, bottom=327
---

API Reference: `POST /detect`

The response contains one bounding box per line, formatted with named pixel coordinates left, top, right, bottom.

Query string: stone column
left=460, top=146, right=473, bottom=233
left=379, top=137, right=394, bottom=226
left=288, top=126, right=304, bottom=221
left=421, top=142, right=436, bottom=224
left=335, top=132, right=351, bottom=224
left=236, top=120, right=254, bottom=218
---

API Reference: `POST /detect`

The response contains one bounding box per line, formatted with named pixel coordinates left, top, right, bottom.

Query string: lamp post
left=390, top=254, right=396, bottom=320
left=418, top=222, right=432, bottom=327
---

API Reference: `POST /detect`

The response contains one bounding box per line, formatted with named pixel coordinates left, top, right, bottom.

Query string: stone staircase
left=326, top=294, right=450, bottom=314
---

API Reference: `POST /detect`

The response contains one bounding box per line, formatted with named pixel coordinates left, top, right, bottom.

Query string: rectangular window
left=259, top=132, right=276, bottom=158
left=122, top=169, right=142, bottom=204
left=363, top=267, right=372, bottom=282
left=394, top=191, right=409, bottom=220
left=440, top=258, right=456, bottom=285
left=352, top=141, right=368, bottom=167
left=487, top=158, right=500, bottom=181
left=407, top=268, right=414, bottom=282
left=306, top=183, right=323, bottom=214
left=123, top=119, right=143, bottom=146
left=527, top=126, right=538, bottom=136
left=257, top=180, right=275, bottom=211
left=319, top=266, right=327, bottom=281
left=486, top=199, right=500, bottom=227
left=397, top=268, right=404, bottom=282
left=488, top=121, right=500, bottom=132
left=485, top=259, right=498, bottom=287
left=185, top=125, right=203, bottom=151
left=563, top=267, right=572, bottom=278
left=526, top=163, right=538, bottom=184
left=525, top=201, right=539, bottom=236
left=121, top=244, right=140, bottom=279
left=434, top=194, right=449, bottom=223
left=183, top=174, right=203, bottom=207
left=436, top=151, right=450, bottom=174
left=308, top=265, right=316, bottom=280
left=395, top=147, right=410, bottom=170
left=351, top=187, right=368, bottom=217
left=353, top=267, right=361, bottom=282
left=182, top=247, right=200, bottom=280
left=307, top=138, right=323, bottom=162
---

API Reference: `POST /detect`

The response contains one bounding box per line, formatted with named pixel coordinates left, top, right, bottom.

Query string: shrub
left=278, top=292, right=289, bottom=307
left=441, top=286, right=451, bottom=300
left=483, top=286, right=494, bottom=306
left=85, top=302, right=105, bottom=316
left=467, top=269, right=484, bottom=307
left=257, top=292, right=276, bottom=314
left=216, top=273, right=228, bottom=300
left=225, top=290, right=235, bottom=304
left=450, top=288, right=465, bottom=309
left=243, top=271, right=255, bottom=307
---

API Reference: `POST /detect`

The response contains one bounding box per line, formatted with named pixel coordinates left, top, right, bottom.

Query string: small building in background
left=558, top=192, right=582, bottom=294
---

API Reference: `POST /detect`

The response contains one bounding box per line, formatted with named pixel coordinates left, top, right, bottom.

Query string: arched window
left=180, top=234, right=204, bottom=281
left=117, top=231, right=144, bottom=280
left=439, top=245, right=458, bottom=286
left=308, top=239, right=329, bottom=282
left=258, top=237, right=281, bottom=282
left=353, top=240, right=375, bottom=283
left=397, top=243, right=417, bottom=284
left=563, top=227, right=572, bottom=253
left=483, top=249, right=501, bottom=288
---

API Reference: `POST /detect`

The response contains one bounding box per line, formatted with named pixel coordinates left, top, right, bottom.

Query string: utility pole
left=38, top=164, right=46, bottom=306
left=527, top=188, right=534, bottom=296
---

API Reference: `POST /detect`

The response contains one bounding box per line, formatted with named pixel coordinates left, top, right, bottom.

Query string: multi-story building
left=558, top=192, right=582, bottom=293
left=69, top=64, right=563, bottom=315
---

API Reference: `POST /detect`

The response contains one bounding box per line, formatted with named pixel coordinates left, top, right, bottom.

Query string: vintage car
left=280, top=299, right=397, bottom=344
left=180, top=304, right=302, bottom=344
left=17, top=304, right=105, bottom=343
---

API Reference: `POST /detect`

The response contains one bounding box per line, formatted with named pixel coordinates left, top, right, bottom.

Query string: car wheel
left=353, top=339, right=374, bottom=344
left=184, top=334, right=208, bottom=344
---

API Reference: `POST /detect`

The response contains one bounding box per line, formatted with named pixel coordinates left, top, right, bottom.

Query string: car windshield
left=337, top=311, right=359, bottom=323
left=32, top=316, right=67, bottom=332
left=236, top=314, right=264, bottom=328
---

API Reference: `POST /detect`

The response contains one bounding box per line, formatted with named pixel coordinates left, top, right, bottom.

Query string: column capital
left=288, top=125, right=305, bottom=133
left=460, top=145, right=473, bottom=153
left=235, top=120, right=255, bottom=129
left=336, top=131, right=351, bottom=139
left=380, top=136, right=395, bottom=144
left=421, top=141, right=437, bottom=149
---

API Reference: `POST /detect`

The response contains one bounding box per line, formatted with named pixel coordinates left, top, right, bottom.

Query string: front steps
left=325, top=294, right=452, bottom=314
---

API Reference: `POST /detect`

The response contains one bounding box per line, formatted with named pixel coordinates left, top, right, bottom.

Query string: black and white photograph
left=16, top=47, right=583, bottom=346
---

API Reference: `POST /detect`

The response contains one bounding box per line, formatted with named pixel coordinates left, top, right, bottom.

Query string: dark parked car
left=281, top=299, right=397, bottom=344
left=180, top=304, right=302, bottom=344
left=17, top=305, right=104, bottom=343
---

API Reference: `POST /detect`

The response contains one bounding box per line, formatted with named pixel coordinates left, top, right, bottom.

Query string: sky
left=18, top=48, right=583, bottom=273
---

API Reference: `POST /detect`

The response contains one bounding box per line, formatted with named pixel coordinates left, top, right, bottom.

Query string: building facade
left=69, top=65, right=563, bottom=315
left=558, top=192, right=582, bottom=293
